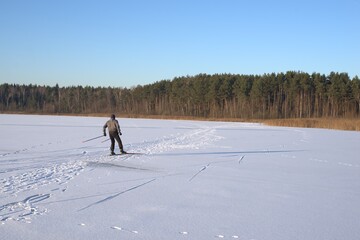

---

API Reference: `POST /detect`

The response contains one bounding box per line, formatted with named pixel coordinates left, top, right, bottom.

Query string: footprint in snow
left=111, top=226, right=138, bottom=234
left=215, top=235, right=240, bottom=239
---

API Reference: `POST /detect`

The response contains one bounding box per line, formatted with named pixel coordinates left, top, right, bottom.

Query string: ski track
left=0, top=161, right=86, bottom=195
left=78, top=178, right=156, bottom=211
left=126, top=125, right=223, bottom=154
left=0, top=123, right=225, bottom=224
left=189, top=163, right=211, bottom=182
left=0, top=194, right=50, bottom=223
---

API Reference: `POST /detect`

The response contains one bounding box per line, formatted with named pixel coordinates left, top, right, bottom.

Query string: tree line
left=1, top=71, right=360, bottom=119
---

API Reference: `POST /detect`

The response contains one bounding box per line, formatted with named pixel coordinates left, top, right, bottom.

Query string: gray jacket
left=103, top=119, right=121, bottom=134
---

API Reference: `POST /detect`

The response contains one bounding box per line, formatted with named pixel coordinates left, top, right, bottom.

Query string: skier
left=103, top=114, right=126, bottom=155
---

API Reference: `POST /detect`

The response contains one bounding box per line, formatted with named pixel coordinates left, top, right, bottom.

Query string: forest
left=1, top=71, right=360, bottom=119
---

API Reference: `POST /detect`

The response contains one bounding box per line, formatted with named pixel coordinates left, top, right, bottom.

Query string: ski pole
left=82, top=135, right=104, bottom=143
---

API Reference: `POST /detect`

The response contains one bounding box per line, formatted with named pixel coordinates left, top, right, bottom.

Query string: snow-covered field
left=1, top=114, right=360, bottom=240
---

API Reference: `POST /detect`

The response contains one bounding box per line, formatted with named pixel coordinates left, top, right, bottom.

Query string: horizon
left=1, top=70, right=357, bottom=88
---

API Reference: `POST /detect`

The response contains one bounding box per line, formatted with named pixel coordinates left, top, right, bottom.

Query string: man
left=103, top=114, right=126, bottom=155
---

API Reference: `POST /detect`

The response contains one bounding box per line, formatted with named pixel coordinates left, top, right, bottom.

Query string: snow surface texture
left=1, top=114, right=360, bottom=240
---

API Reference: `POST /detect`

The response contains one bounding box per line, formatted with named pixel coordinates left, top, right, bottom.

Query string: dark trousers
left=109, top=131, right=124, bottom=153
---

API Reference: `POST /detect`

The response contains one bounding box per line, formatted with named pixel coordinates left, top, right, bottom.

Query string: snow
left=1, top=114, right=360, bottom=240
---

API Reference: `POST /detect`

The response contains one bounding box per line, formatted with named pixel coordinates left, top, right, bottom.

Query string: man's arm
left=103, top=122, right=108, bottom=136
left=116, top=120, right=121, bottom=135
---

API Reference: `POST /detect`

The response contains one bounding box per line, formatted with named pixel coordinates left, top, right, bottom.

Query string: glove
left=119, top=131, right=122, bottom=136
left=103, top=132, right=106, bottom=136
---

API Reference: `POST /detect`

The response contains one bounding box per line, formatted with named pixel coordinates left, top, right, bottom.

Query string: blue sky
left=0, top=0, right=359, bottom=87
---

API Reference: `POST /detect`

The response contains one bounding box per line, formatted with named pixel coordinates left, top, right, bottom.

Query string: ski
left=109, top=152, right=143, bottom=156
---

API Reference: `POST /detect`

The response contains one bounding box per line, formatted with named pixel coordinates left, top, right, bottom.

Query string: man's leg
left=110, top=135, right=115, bottom=154
left=114, top=134, right=125, bottom=153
